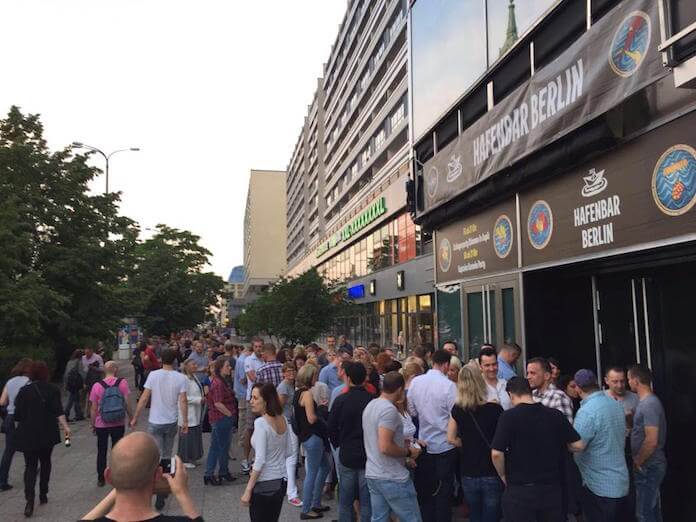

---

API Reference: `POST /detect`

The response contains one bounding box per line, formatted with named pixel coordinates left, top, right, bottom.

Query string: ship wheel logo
left=609, top=11, right=651, bottom=78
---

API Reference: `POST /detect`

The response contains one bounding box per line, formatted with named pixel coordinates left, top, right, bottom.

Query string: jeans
left=0, top=415, right=16, bottom=487
left=96, top=426, right=125, bottom=480
left=337, top=462, right=371, bottom=522
left=147, top=422, right=178, bottom=459
left=580, top=486, right=626, bottom=522
left=301, top=435, right=330, bottom=514
left=205, top=416, right=233, bottom=477
left=23, top=447, right=53, bottom=501
left=64, top=390, right=83, bottom=420
left=415, top=449, right=456, bottom=522
left=460, top=475, right=502, bottom=522
left=366, top=477, right=422, bottom=522
left=502, top=484, right=564, bottom=522
left=634, top=460, right=666, bottom=522
left=133, top=366, right=145, bottom=391
left=250, top=480, right=286, bottom=522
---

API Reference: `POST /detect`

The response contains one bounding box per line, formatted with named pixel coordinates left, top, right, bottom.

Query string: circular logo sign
left=527, top=200, right=553, bottom=250
left=609, top=11, right=651, bottom=78
left=652, top=144, right=696, bottom=216
left=438, top=237, right=452, bottom=273
left=427, top=166, right=439, bottom=200
left=493, top=214, right=514, bottom=259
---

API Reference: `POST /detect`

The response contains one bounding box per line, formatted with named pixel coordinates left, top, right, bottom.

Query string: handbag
left=252, top=478, right=286, bottom=497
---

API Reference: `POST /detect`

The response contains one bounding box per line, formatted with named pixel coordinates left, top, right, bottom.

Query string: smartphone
left=411, top=441, right=421, bottom=450
left=167, top=458, right=176, bottom=476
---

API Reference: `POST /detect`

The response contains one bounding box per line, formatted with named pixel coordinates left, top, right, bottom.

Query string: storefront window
left=437, top=285, right=462, bottom=352
left=502, top=287, right=516, bottom=343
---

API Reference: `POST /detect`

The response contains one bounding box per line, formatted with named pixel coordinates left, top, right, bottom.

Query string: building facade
left=285, top=0, right=435, bottom=351
left=225, top=265, right=246, bottom=327
left=242, top=169, right=287, bottom=301
left=410, top=0, right=696, bottom=518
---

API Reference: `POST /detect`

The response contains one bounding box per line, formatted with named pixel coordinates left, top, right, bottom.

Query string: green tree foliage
left=129, top=225, right=224, bottom=336
left=238, top=268, right=350, bottom=346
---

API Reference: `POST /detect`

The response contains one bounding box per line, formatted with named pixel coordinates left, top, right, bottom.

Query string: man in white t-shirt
left=241, top=338, right=264, bottom=474
left=130, top=348, right=188, bottom=509
left=479, top=346, right=512, bottom=410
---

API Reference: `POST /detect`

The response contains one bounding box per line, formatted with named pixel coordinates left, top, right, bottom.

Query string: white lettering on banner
left=458, top=260, right=487, bottom=273
left=474, top=59, right=584, bottom=167
left=582, top=223, right=614, bottom=248
left=573, top=195, right=621, bottom=227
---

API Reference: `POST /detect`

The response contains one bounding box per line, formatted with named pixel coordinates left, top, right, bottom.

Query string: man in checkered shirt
left=527, top=357, right=575, bottom=424
left=255, top=344, right=284, bottom=387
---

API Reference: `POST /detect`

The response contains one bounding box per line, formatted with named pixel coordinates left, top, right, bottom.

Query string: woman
left=0, top=358, right=33, bottom=491
left=178, top=359, right=205, bottom=468
left=204, top=357, right=237, bottom=485
left=558, top=374, right=581, bottom=415
left=447, top=365, right=503, bottom=522
left=294, top=364, right=331, bottom=520
left=241, top=383, right=294, bottom=521
left=448, top=356, right=462, bottom=383
left=293, top=353, right=307, bottom=373
left=548, top=357, right=562, bottom=384
left=277, top=363, right=302, bottom=507
left=14, top=360, right=71, bottom=517
left=63, top=350, right=84, bottom=421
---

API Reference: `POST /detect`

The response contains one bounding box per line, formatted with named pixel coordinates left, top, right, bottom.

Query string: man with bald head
left=79, top=432, right=203, bottom=521
left=89, top=361, right=132, bottom=487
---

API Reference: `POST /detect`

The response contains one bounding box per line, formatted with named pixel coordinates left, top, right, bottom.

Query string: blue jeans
left=634, top=460, right=666, bottom=522
left=0, top=415, right=16, bottom=487
left=301, top=435, right=330, bottom=514
left=367, top=477, right=422, bottom=522
left=337, top=462, right=371, bottom=522
left=461, top=475, right=502, bottom=522
left=205, top=416, right=233, bottom=477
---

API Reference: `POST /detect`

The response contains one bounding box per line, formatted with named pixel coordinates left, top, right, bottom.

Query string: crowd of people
left=0, top=331, right=669, bottom=522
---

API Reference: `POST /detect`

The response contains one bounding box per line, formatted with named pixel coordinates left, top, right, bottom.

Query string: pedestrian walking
left=178, top=359, right=205, bottom=468
left=63, top=350, right=85, bottom=421
left=447, top=364, right=504, bottom=522
left=89, top=361, right=132, bottom=487
left=0, top=357, right=32, bottom=492
left=241, top=383, right=294, bottom=522
left=490, top=377, right=583, bottom=522
left=362, top=371, right=422, bottom=522
left=204, top=357, right=237, bottom=485
left=13, top=360, right=72, bottom=517
left=572, top=369, right=629, bottom=521
left=277, top=362, right=302, bottom=507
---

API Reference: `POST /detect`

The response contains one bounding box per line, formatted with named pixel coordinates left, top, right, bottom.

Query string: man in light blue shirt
left=572, top=369, right=629, bottom=522
left=320, top=347, right=351, bottom=391
left=497, top=343, right=521, bottom=380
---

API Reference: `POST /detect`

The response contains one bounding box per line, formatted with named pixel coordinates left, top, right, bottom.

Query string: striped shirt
left=256, top=361, right=284, bottom=388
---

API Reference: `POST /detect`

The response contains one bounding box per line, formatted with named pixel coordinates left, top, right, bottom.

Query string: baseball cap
left=573, top=369, right=597, bottom=388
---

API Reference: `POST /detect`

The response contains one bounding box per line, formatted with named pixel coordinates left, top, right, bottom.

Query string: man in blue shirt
left=497, top=343, right=521, bottom=380
left=572, top=369, right=629, bottom=522
left=320, top=347, right=352, bottom=391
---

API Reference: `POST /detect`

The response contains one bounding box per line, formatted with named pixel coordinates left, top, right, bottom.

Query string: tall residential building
left=242, top=169, right=287, bottom=301
left=285, top=0, right=435, bottom=351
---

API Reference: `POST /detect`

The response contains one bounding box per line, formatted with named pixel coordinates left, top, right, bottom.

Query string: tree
left=128, top=225, right=224, bottom=336
left=238, top=268, right=350, bottom=346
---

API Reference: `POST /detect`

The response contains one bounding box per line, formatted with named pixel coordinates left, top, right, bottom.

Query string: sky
left=0, top=0, right=347, bottom=279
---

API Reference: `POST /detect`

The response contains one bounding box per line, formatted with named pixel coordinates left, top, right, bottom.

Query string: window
left=361, top=145, right=372, bottom=165
left=375, top=128, right=386, bottom=149
left=391, top=103, right=405, bottom=129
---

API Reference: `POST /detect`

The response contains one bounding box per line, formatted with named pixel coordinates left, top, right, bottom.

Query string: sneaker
left=241, top=460, right=251, bottom=474
left=288, top=497, right=303, bottom=507
left=184, top=463, right=196, bottom=469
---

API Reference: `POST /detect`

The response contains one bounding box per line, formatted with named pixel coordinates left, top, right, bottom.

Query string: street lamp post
left=72, top=142, right=140, bottom=194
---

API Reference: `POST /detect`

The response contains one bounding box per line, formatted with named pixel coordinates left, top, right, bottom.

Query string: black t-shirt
left=451, top=402, right=503, bottom=477
left=80, top=516, right=203, bottom=522
left=491, top=402, right=580, bottom=486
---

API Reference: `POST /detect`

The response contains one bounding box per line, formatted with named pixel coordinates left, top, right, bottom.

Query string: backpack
left=98, top=378, right=126, bottom=423
left=66, top=365, right=84, bottom=392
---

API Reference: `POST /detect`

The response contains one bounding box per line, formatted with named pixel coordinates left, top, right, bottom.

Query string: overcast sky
left=1, top=0, right=346, bottom=278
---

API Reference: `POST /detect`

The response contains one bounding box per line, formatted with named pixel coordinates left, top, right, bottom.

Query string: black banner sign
left=421, top=0, right=667, bottom=217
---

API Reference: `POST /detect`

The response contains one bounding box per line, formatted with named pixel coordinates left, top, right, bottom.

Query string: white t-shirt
left=251, top=416, right=294, bottom=482
left=244, top=353, right=264, bottom=400
left=144, top=369, right=188, bottom=425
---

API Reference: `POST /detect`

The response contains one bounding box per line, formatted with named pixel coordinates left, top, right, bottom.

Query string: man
left=497, top=343, right=521, bottom=380
left=233, top=343, right=250, bottom=450
left=362, top=372, right=422, bottom=522
left=527, top=357, right=574, bottom=424
left=82, top=346, right=105, bottom=373
left=131, top=349, right=188, bottom=510
left=79, top=433, right=203, bottom=521
left=328, top=362, right=374, bottom=522
left=241, top=338, right=264, bottom=474
left=320, top=346, right=352, bottom=391
left=326, top=335, right=337, bottom=353
left=255, top=344, right=284, bottom=387
left=407, top=349, right=457, bottom=522
left=605, top=366, right=640, bottom=424
left=186, top=341, right=209, bottom=383
left=572, top=369, right=629, bottom=521
left=478, top=346, right=512, bottom=410
left=89, top=361, right=133, bottom=487
left=491, top=377, right=583, bottom=521
left=442, top=340, right=458, bottom=356
left=628, top=365, right=667, bottom=522
left=337, top=334, right=354, bottom=353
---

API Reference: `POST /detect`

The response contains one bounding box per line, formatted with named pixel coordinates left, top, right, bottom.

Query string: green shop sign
left=315, top=197, right=387, bottom=258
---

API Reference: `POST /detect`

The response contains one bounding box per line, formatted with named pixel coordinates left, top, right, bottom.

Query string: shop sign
left=316, top=197, right=387, bottom=258
left=435, top=199, right=517, bottom=284
left=420, top=0, right=666, bottom=218
left=520, top=110, right=696, bottom=265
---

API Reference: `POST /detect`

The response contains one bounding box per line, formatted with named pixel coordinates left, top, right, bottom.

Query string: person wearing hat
left=572, top=369, right=629, bottom=521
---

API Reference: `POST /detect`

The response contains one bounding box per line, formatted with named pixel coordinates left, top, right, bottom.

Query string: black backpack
left=66, top=365, right=84, bottom=391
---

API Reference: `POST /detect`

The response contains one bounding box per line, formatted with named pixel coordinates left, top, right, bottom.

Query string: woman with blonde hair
left=447, top=356, right=462, bottom=383
left=446, top=365, right=503, bottom=522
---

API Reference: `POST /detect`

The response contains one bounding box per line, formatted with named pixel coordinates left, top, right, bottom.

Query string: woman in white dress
left=177, top=359, right=204, bottom=467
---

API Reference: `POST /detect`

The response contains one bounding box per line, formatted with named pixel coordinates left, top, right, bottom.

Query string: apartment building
left=285, top=0, right=435, bottom=352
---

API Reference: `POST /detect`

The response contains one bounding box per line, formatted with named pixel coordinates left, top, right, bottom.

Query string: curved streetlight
left=72, top=142, right=140, bottom=194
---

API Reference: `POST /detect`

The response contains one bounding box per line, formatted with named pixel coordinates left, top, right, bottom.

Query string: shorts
left=237, top=399, right=247, bottom=446
left=245, top=404, right=257, bottom=434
